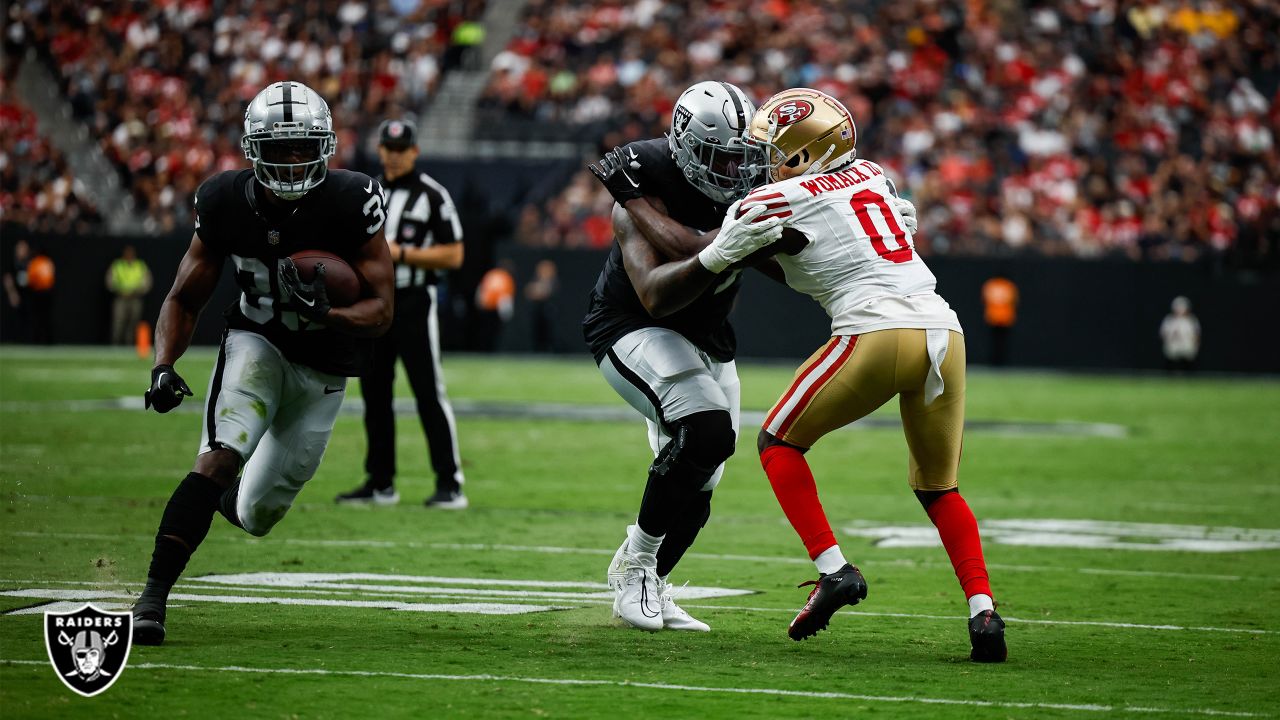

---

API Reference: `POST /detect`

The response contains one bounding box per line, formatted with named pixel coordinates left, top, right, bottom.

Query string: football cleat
left=614, top=551, right=663, bottom=631
left=131, top=609, right=166, bottom=646
left=606, top=525, right=635, bottom=589
left=335, top=480, right=400, bottom=505
left=788, top=563, right=868, bottom=641
left=968, top=609, right=1008, bottom=663
left=424, top=490, right=468, bottom=509
left=659, top=580, right=710, bottom=632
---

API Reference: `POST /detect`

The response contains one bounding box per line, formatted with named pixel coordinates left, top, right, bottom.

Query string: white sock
left=814, top=545, right=848, bottom=575
left=629, top=525, right=664, bottom=556
left=968, top=593, right=994, bottom=618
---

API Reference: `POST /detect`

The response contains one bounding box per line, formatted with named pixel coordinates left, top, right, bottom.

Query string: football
left=289, top=250, right=361, bottom=307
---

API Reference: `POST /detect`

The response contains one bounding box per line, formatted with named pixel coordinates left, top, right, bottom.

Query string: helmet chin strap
left=800, top=143, right=837, bottom=176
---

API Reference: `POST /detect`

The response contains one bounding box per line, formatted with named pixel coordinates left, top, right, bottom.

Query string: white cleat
left=659, top=580, right=710, bottom=632
left=606, top=525, right=635, bottom=589
left=615, top=551, right=663, bottom=631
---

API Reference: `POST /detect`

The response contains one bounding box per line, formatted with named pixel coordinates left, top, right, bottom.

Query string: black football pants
left=361, top=287, right=463, bottom=493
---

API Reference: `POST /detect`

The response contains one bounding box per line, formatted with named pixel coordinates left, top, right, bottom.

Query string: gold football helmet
left=747, top=88, right=857, bottom=183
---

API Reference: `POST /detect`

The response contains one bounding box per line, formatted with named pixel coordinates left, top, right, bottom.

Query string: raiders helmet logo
left=673, top=106, right=693, bottom=135
left=771, top=100, right=814, bottom=127
left=44, top=604, right=132, bottom=697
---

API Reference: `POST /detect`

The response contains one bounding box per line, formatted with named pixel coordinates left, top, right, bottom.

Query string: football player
left=614, top=88, right=1005, bottom=662
left=131, top=81, right=394, bottom=645
left=584, top=81, right=784, bottom=632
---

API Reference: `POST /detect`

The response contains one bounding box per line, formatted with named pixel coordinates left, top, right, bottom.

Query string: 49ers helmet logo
left=771, top=100, right=814, bottom=127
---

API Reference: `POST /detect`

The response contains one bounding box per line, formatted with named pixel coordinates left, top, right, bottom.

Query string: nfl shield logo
left=44, top=604, right=132, bottom=697
left=267, top=229, right=281, bottom=245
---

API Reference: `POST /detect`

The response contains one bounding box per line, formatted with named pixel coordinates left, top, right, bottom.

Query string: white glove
left=698, top=202, right=785, bottom=273
left=892, top=196, right=918, bottom=235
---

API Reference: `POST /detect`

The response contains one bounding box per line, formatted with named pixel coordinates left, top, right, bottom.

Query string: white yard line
left=1, top=579, right=1272, bottom=634
left=0, top=659, right=1264, bottom=717
left=3, top=530, right=1261, bottom=583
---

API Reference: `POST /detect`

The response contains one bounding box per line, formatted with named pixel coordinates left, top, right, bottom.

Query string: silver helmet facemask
left=241, top=81, right=337, bottom=200
left=668, top=81, right=762, bottom=204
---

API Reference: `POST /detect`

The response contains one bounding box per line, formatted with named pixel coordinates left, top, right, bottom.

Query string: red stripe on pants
left=760, top=445, right=836, bottom=560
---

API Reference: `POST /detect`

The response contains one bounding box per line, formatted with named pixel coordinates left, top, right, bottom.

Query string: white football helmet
left=241, top=81, right=337, bottom=200
left=668, top=81, right=760, bottom=204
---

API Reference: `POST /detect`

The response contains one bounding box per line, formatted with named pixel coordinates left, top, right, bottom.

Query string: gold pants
left=763, top=329, right=966, bottom=491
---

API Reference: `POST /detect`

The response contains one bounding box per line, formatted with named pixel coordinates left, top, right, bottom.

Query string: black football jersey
left=193, top=168, right=386, bottom=376
left=582, top=137, right=743, bottom=363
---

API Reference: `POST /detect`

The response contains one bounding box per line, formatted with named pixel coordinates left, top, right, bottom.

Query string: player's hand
left=892, top=196, right=918, bottom=235
left=698, top=202, right=785, bottom=273
left=588, top=146, right=644, bottom=204
left=277, top=257, right=331, bottom=322
left=144, top=364, right=193, bottom=414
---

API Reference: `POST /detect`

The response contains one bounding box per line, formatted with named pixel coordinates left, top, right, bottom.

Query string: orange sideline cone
left=136, top=321, right=152, bottom=359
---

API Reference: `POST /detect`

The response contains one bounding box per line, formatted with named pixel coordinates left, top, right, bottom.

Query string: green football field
left=1, top=347, right=1278, bottom=719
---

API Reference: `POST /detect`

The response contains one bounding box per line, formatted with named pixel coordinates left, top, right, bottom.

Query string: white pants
left=198, top=330, right=346, bottom=535
left=598, top=327, right=741, bottom=491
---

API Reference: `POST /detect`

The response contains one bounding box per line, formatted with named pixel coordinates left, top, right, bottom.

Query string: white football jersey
left=741, top=159, right=962, bottom=336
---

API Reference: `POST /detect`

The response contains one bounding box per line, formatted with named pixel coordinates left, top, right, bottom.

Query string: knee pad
left=652, top=410, right=736, bottom=485
left=914, top=487, right=958, bottom=511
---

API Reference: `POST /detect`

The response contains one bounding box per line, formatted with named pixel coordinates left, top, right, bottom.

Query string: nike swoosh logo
left=625, top=174, right=640, bottom=188
left=364, top=180, right=374, bottom=194
left=627, top=148, right=638, bottom=160
left=324, top=386, right=343, bottom=394
left=297, top=296, right=315, bottom=308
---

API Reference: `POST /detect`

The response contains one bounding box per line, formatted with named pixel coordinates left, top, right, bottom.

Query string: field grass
left=1, top=346, right=1278, bottom=719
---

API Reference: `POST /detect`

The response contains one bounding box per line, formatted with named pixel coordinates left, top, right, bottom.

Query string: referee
left=336, top=119, right=468, bottom=509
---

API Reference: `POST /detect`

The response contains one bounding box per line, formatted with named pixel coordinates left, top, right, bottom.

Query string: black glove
left=588, top=145, right=644, bottom=204
left=145, top=364, right=193, bottom=413
left=277, top=257, right=331, bottom=322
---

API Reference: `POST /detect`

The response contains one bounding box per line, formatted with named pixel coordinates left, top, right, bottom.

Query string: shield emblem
left=267, top=229, right=281, bottom=245
left=44, top=604, right=132, bottom=697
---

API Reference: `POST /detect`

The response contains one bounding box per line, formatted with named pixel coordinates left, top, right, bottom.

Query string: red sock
left=761, top=445, right=836, bottom=560
left=926, top=492, right=992, bottom=599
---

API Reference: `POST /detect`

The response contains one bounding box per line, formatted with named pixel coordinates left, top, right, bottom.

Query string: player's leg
left=340, top=321, right=399, bottom=503
left=236, top=364, right=347, bottom=536
left=599, top=328, right=735, bottom=631
left=899, top=330, right=1004, bottom=662
left=132, top=330, right=283, bottom=645
left=400, top=286, right=466, bottom=508
left=759, top=332, right=900, bottom=639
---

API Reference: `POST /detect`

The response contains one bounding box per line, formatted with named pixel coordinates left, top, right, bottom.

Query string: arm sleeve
left=192, top=178, right=221, bottom=250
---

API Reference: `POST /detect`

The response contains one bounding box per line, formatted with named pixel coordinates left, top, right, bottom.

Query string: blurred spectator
left=494, top=0, right=1278, bottom=265
left=5, top=240, right=57, bottom=344
left=982, top=274, right=1019, bottom=366
left=106, top=244, right=152, bottom=346
left=524, top=258, right=559, bottom=352
left=474, top=260, right=515, bottom=350
left=13, top=0, right=483, bottom=232
left=1160, top=295, right=1201, bottom=372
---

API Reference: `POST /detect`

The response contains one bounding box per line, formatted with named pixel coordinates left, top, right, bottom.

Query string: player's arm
left=146, top=232, right=224, bottom=413
left=620, top=203, right=785, bottom=318
left=155, top=233, right=223, bottom=367
left=321, top=227, right=395, bottom=337
left=619, top=196, right=712, bottom=259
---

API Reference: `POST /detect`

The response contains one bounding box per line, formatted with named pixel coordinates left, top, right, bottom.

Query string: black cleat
left=424, top=489, right=468, bottom=509
left=132, top=609, right=166, bottom=646
left=335, top=480, right=399, bottom=505
left=969, top=609, right=1008, bottom=662
left=788, top=563, right=868, bottom=640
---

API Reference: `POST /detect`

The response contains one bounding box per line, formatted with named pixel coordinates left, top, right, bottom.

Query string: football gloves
left=892, top=196, right=918, bottom=235
left=698, top=202, right=786, bottom=274
left=588, top=146, right=645, bottom=204
left=145, top=364, right=193, bottom=414
left=277, top=257, right=331, bottom=322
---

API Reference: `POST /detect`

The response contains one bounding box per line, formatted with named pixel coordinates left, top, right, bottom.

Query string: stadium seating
left=497, top=0, right=1278, bottom=263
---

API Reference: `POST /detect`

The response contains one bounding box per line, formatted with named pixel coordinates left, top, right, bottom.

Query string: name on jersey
left=799, top=163, right=883, bottom=197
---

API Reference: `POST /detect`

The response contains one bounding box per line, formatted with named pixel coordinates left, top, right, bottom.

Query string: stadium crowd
left=9, top=0, right=482, bottom=232
left=497, top=0, right=1279, bottom=263
left=0, top=82, right=104, bottom=234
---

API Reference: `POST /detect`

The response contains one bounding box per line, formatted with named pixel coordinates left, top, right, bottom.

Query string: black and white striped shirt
left=379, top=171, right=463, bottom=289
